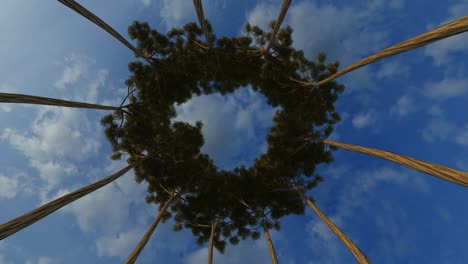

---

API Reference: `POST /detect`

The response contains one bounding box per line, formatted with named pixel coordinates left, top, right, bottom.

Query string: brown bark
left=0, top=92, right=120, bottom=110
left=193, top=0, right=211, bottom=49
left=265, top=0, right=292, bottom=52
left=207, top=221, right=218, bottom=264
left=298, top=16, right=468, bottom=87
left=0, top=162, right=138, bottom=240
left=262, top=217, right=279, bottom=264
left=294, top=187, right=370, bottom=264
left=125, top=193, right=176, bottom=264
left=57, top=0, right=149, bottom=62
left=322, top=139, right=468, bottom=187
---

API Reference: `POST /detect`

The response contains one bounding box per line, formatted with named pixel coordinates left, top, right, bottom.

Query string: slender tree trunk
left=261, top=217, right=279, bottom=264
left=0, top=162, right=138, bottom=240
left=300, top=16, right=468, bottom=87
left=207, top=221, right=218, bottom=264
left=193, top=0, right=211, bottom=49
left=57, top=0, right=149, bottom=62
left=294, top=187, right=370, bottom=264
left=0, top=92, right=121, bottom=110
left=322, top=139, right=468, bottom=187
left=125, top=193, right=176, bottom=264
left=265, top=0, right=292, bottom=52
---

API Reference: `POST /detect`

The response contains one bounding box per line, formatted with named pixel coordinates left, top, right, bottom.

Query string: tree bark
left=125, top=193, right=176, bottom=264
left=322, top=139, right=468, bottom=187
left=300, top=16, right=468, bottom=87
left=262, top=217, right=279, bottom=264
left=207, top=221, right=218, bottom=264
left=193, top=0, right=211, bottom=49
left=0, top=162, right=138, bottom=240
left=294, top=187, right=370, bottom=264
left=265, top=0, right=292, bottom=52
left=0, top=92, right=121, bottom=110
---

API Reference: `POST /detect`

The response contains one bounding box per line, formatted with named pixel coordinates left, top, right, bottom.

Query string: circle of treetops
left=101, top=19, right=344, bottom=253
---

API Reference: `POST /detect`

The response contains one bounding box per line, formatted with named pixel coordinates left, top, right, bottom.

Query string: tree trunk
left=262, top=217, right=279, bottom=264
left=302, top=16, right=468, bottom=87
left=322, top=139, right=468, bottom=187
left=193, top=0, right=211, bottom=49
left=0, top=162, right=138, bottom=240
left=265, top=0, right=292, bottom=52
left=207, top=221, right=217, bottom=264
left=125, top=193, right=176, bottom=264
left=294, top=187, right=370, bottom=264
left=57, top=0, right=149, bottom=61
left=0, top=92, right=121, bottom=110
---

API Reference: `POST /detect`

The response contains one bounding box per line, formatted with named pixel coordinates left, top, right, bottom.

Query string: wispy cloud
left=389, top=94, right=415, bottom=118
left=352, top=109, right=377, bottom=129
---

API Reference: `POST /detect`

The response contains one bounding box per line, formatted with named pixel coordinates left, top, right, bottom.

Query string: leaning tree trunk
left=322, top=139, right=468, bottom=187
left=0, top=92, right=121, bottom=110
left=0, top=162, right=138, bottom=240
left=301, top=16, right=468, bottom=87
left=57, top=0, right=150, bottom=62
left=265, top=0, right=292, bottom=52
left=294, top=187, right=370, bottom=264
left=125, top=193, right=176, bottom=264
left=207, top=221, right=218, bottom=264
left=261, top=217, right=279, bottom=264
left=193, top=0, right=211, bottom=49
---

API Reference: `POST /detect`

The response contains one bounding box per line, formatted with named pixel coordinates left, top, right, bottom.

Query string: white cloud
left=1, top=107, right=101, bottom=190
left=96, top=227, right=145, bottom=258
left=245, top=1, right=395, bottom=92
left=421, top=117, right=455, bottom=143
left=424, top=0, right=468, bottom=65
left=141, top=0, right=151, bottom=7
left=305, top=165, right=430, bottom=263
left=389, top=94, right=414, bottom=118
left=54, top=54, right=91, bottom=89
left=427, top=105, right=444, bottom=117
left=0, top=174, right=19, bottom=199
left=352, top=109, right=377, bottom=129
left=424, top=77, right=468, bottom=100
left=377, top=60, right=410, bottom=79
left=159, top=0, right=195, bottom=29
left=175, top=87, right=276, bottom=169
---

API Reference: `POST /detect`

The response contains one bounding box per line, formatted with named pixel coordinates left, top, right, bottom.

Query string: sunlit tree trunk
left=322, top=139, right=468, bottom=187
left=193, top=0, right=211, bottom=49
left=298, top=16, right=468, bottom=87
left=57, top=0, right=150, bottom=62
left=207, top=221, right=218, bottom=264
left=294, top=187, right=370, bottom=264
left=265, top=0, right=292, bottom=52
left=0, top=162, right=138, bottom=240
left=125, top=193, right=176, bottom=264
left=0, top=92, right=121, bottom=110
left=262, top=216, right=279, bottom=264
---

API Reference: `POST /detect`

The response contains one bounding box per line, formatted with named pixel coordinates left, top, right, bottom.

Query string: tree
left=100, top=17, right=345, bottom=263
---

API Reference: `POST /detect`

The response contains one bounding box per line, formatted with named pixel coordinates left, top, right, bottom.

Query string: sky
left=0, top=0, right=468, bottom=263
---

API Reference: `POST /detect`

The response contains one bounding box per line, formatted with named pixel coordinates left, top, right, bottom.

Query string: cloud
left=159, top=0, right=195, bottom=29
left=352, top=109, right=377, bottom=129
left=175, top=87, right=276, bottom=169
left=305, top=165, right=430, bottom=263
left=389, top=94, right=414, bottom=118
left=0, top=174, right=19, bottom=199
left=377, top=60, right=410, bottom=79
left=423, top=77, right=468, bottom=100
left=54, top=54, right=92, bottom=89
left=0, top=84, right=19, bottom=112
left=141, top=0, right=151, bottom=7
left=26, top=257, right=55, bottom=264
left=424, top=0, right=468, bottom=65
left=96, top=227, right=145, bottom=258
left=245, top=0, right=397, bottom=93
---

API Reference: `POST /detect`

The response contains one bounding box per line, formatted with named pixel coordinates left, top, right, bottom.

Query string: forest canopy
left=100, top=18, right=344, bottom=253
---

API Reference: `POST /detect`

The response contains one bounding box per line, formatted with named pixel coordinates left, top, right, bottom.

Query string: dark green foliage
left=101, top=18, right=345, bottom=254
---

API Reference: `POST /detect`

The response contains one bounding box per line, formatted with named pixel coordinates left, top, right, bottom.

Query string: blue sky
left=0, top=0, right=467, bottom=263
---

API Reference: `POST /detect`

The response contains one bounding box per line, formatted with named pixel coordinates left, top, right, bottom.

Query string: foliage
left=100, top=18, right=344, bottom=252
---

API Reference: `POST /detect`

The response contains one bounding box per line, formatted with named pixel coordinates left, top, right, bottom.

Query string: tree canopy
left=100, top=18, right=344, bottom=253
